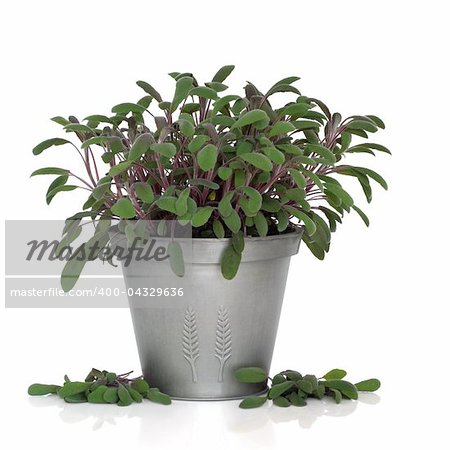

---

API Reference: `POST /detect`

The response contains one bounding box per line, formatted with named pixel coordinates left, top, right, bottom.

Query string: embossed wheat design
left=215, top=305, right=232, bottom=382
left=182, top=306, right=199, bottom=383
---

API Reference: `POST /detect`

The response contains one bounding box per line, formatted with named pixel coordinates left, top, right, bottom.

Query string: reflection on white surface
left=358, top=393, right=381, bottom=405
left=28, top=392, right=380, bottom=446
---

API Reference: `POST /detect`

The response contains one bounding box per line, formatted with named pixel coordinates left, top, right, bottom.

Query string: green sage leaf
left=109, top=161, right=132, bottom=177
left=231, top=109, right=269, bottom=130
left=58, top=382, right=92, bottom=399
left=189, top=86, right=218, bottom=100
left=289, top=391, right=307, bottom=407
left=64, top=393, right=88, bottom=403
left=150, top=143, right=177, bottom=158
left=324, top=380, right=358, bottom=400
left=234, top=367, right=267, bottom=383
left=87, top=385, right=108, bottom=403
left=240, top=153, right=273, bottom=172
left=231, top=231, right=245, bottom=253
left=192, top=206, right=214, bottom=227
left=222, top=210, right=241, bottom=234
left=136, top=80, right=163, bottom=103
left=218, top=192, right=234, bottom=217
left=51, top=116, right=71, bottom=126
left=273, top=396, right=291, bottom=407
left=147, top=388, right=172, bottom=405
left=28, top=384, right=61, bottom=396
left=212, top=65, right=235, bottom=83
left=239, top=396, right=267, bottom=409
left=31, top=167, right=69, bottom=177
left=117, top=383, right=133, bottom=406
left=178, top=119, right=195, bottom=137
left=103, top=387, right=119, bottom=404
left=212, top=95, right=241, bottom=116
left=292, top=120, right=320, bottom=131
left=218, top=167, right=233, bottom=180
left=131, top=379, right=150, bottom=394
left=32, top=138, right=71, bottom=155
left=127, top=386, right=143, bottom=402
left=329, top=388, right=342, bottom=404
left=46, top=184, right=77, bottom=205
left=346, top=119, right=377, bottom=132
left=352, top=205, right=370, bottom=226
left=171, top=77, right=194, bottom=112
left=268, top=121, right=295, bottom=137
left=254, top=211, right=268, bottom=237
left=188, top=135, right=210, bottom=153
left=156, top=196, right=177, bottom=214
left=306, top=143, right=336, bottom=165
left=213, top=220, right=225, bottom=238
left=64, top=123, right=94, bottom=134
left=284, top=207, right=316, bottom=235
left=297, top=380, right=313, bottom=394
left=197, top=144, right=218, bottom=171
left=112, top=103, right=146, bottom=114
left=190, top=179, right=220, bottom=190
left=135, top=182, right=154, bottom=203
left=175, top=188, right=190, bottom=216
left=221, top=245, right=241, bottom=280
left=268, top=381, right=295, bottom=399
left=168, top=241, right=185, bottom=277
left=111, top=198, right=135, bottom=219
left=354, top=379, right=381, bottom=392
left=129, top=133, right=153, bottom=161
left=322, top=369, right=347, bottom=380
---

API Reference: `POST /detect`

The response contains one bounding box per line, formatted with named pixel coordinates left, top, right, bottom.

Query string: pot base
left=171, top=388, right=269, bottom=402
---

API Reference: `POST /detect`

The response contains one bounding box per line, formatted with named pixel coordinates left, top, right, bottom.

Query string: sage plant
left=32, top=66, right=390, bottom=287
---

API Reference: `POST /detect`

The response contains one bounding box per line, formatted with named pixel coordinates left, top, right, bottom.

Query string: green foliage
left=27, top=368, right=171, bottom=406
left=28, top=384, right=61, bottom=395
left=111, top=198, right=135, bottom=218
left=234, top=367, right=268, bottom=383
left=221, top=245, right=242, bottom=280
left=236, top=367, right=380, bottom=409
left=239, top=396, right=267, bottom=409
left=322, top=368, right=347, bottom=380
left=32, top=68, right=390, bottom=287
left=28, top=366, right=379, bottom=411
left=147, top=388, right=172, bottom=405
left=354, top=378, right=381, bottom=392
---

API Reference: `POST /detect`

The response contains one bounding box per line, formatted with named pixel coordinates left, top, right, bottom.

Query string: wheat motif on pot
left=182, top=306, right=199, bottom=383
left=215, top=305, right=232, bottom=382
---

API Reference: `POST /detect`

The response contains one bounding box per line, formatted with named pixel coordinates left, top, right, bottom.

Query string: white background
left=1, top=0, right=449, bottom=448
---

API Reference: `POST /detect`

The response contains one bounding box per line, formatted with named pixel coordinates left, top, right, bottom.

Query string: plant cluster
left=28, top=368, right=171, bottom=406
left=31, top=65, right=390, bottom=284
left=234, top=367, right=380, bottom=408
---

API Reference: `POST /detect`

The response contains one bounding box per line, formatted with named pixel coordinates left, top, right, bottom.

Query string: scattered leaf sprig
left=28, top=366, right=380, bottom=409
left=28, top=368, right=171, bottom=406
left=235, top=367, right=380, bottom=409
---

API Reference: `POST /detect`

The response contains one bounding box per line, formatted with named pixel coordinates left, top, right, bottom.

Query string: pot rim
left=110, top=225, right=303, bottom=242
left=110, top=227, right=303, bottom=263
left=190, top=228, right=303, bottom=243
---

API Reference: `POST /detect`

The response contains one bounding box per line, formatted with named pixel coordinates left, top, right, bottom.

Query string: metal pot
left=120, top=231, right=302, bottom=400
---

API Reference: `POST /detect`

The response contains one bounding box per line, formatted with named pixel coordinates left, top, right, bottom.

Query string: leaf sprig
left=28, top=368, right=171, bottom=406
left=28, top=366, right=380, bottom=410
left=235, top=367, right=380, bottom=409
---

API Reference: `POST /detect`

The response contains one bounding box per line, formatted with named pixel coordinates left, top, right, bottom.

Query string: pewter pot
left=120, top=231, right=302, bottom=400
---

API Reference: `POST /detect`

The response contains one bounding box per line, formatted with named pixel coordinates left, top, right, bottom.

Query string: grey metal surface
left=121, top=231, right=302, bottom=400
